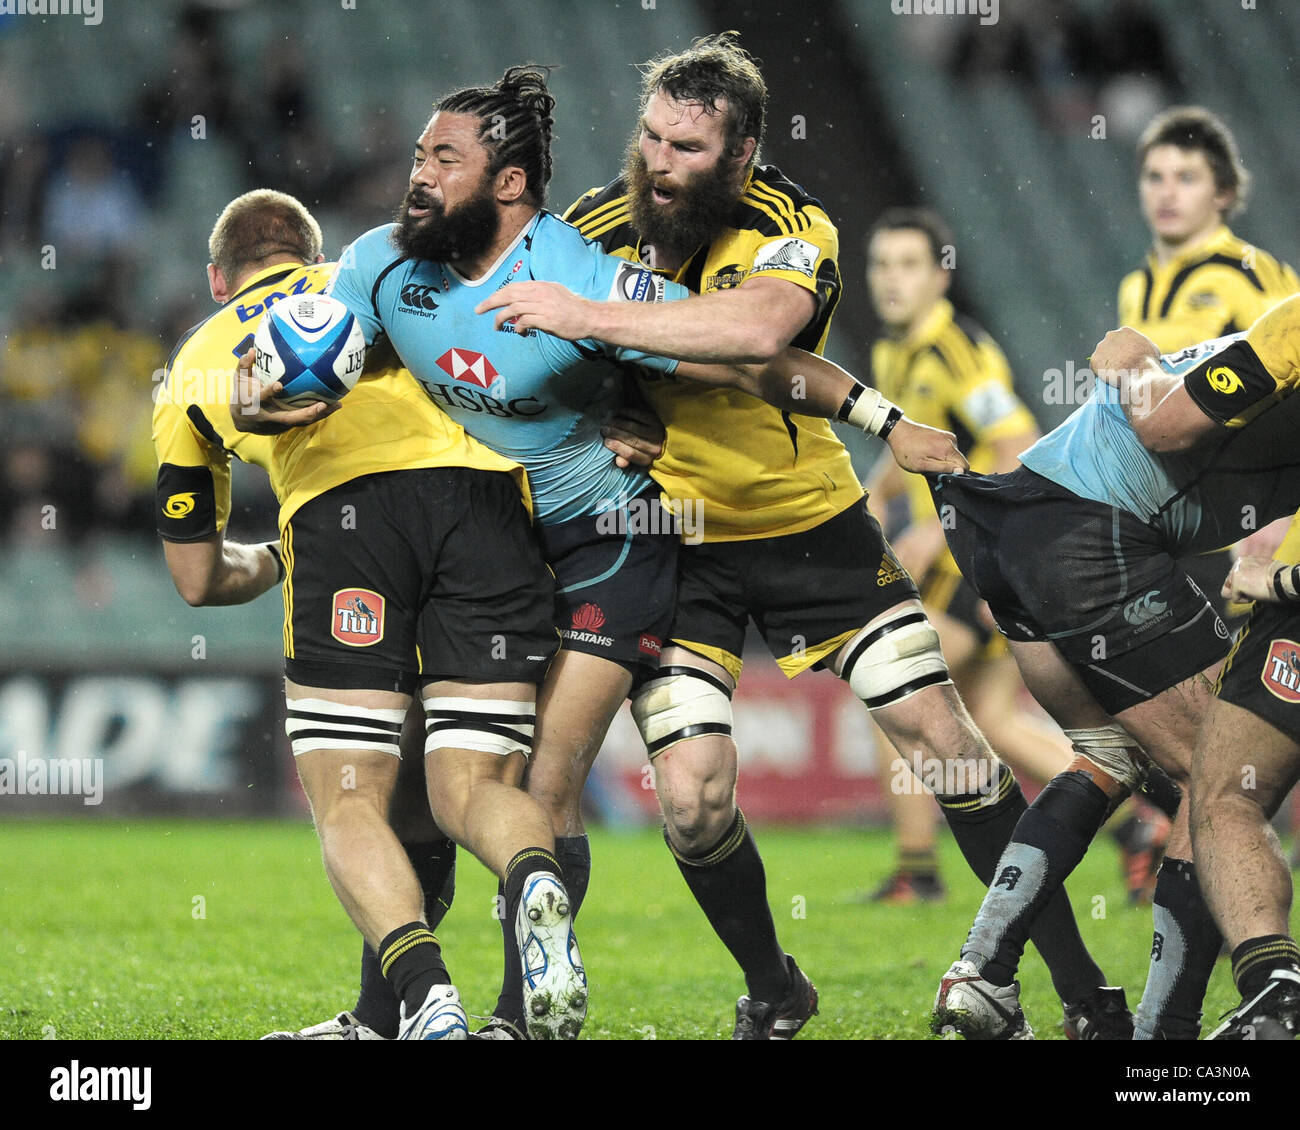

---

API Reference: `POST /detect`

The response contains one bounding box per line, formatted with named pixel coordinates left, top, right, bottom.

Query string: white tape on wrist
left=839, top=384, right=904, bottom=438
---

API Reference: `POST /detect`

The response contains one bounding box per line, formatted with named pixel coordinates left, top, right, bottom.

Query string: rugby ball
left=252, top=293, right=367, bottom=409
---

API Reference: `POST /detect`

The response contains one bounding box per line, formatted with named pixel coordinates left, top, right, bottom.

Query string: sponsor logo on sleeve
left=752, top=237, right=819, bottom=279
left=960, top=382, right=1021, bottom=430
left=1207, top=366, right=1243, bottom=395
left=609, top=262, right=667, bottom=303
left=163, top=492, right=196, bottom=519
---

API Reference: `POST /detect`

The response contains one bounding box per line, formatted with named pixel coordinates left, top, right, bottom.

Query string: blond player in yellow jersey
left=862, top=207, right=1076, bottom=904
left=481, top=32, right=1126, bottom=1038
left=153, top=189, right=581, bottom=1041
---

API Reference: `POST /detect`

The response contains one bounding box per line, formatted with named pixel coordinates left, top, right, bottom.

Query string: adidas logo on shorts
left=877, top=555, right=907, bottom=587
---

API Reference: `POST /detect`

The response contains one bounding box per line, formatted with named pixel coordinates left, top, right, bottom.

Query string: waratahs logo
left=564, top=603, right=613, bottom=648
left=332, top=588, right=385, bottom=646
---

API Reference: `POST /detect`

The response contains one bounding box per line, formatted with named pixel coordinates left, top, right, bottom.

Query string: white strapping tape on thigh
left=631, top=666, right=733, bottom=760
left=839, top=610, right=951, bottom=709
left=285, top=697, right=407, bottom=758
left=424, top=696, right=535, bottom=758
left=1062, top=724, right=1145, bottom=789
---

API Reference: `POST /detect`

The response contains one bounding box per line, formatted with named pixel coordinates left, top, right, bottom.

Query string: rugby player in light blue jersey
left=235, top=65, right=966, bottom=1040
left=930, top=317, right=1300, bottom=1042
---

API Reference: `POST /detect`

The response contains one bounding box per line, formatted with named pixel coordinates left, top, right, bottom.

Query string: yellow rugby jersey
left=565, top=165, right=862, bottom=542
left=1274, top=512, right=1300, bottom=568
left=152, top=261, right=528, bottom=543
left=871, top=298, right=1036, bottom=526
left=1182, top=294, right=1300, bottom=431
left=1118, top=225, right=1299, bottom=352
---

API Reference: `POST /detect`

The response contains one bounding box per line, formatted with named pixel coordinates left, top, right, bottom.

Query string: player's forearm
left=590, top=289, right=790, bottom=363
left=165, top=537, right=282, bottom=606
left=677, top=347, right=856, bottom=417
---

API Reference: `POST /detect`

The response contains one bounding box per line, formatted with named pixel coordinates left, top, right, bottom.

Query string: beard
left=623, top=134, right=741, bottom=259
left=391, top=178, right=499, bottom=266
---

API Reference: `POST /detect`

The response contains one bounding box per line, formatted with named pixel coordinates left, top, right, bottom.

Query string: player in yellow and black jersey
left=862, top=208, right=1077, bottom=906
left=153, top=189, right=563, bottom=1042
left=567, top=163, right=860, bottom=544
left=482, top=32, right=1119, bottom=1037
left=1116, top=107, right=1300, bottom=900
left=1118, top=107, right=1297, bottom=352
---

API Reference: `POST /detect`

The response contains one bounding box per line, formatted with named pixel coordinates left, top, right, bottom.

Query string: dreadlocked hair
left=436, top=65, right=556, bottom=207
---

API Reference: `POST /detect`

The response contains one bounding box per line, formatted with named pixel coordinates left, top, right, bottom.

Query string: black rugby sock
left=1133, top=860, right=1222, bottom=1040
left=555, top=834, right=591, bottom=917
left=668, top=810, right=789, bottom=1004
left=943, top=766, right=1107, bottom=1004
left=1232, top=935, right=1300, bottom=1000
left=352, top=838, right=456, bottom=1038
left=378, top=923, right=449, bottom=1021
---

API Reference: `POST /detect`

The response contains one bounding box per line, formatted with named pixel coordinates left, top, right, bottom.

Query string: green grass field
left=0, top=818, right=1272, bottom=1040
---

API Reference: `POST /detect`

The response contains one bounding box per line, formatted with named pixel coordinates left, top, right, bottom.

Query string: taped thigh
left=631, top=665, right=734, bottom=759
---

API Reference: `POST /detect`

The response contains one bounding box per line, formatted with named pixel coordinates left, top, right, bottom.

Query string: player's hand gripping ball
left=252, top=294, right=367, bottom=409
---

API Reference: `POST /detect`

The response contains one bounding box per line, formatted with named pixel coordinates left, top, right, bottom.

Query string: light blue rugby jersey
left=1019, top=333, right=1255, bottom=552
left=329, top=212, right=687, bottom=524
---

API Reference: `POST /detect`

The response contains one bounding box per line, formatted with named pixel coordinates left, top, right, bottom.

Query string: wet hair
left=1137, top=106, right=1250, bottom=216
left=638, top=31, right=767, bottom=166
left=435, top=65, right=556, bottom=206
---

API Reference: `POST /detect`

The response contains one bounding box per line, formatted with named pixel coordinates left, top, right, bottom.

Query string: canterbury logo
left=1122, top=590, right=1169, bottom=626
left=1207, top=366, right=1242, bottom=395
left=163, top=492, right=196, bottom=518
left=400, top=283, right=439, bottom=311
left=1151, top=931, right=1164, bottom=961
left=994, top=864, right=1022, bottom=890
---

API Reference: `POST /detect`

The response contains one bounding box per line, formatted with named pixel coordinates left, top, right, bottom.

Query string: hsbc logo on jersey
left=1261, top=638, right=1300, bottom=703
left=332, top=588, right=385, bottom=647
left=436, top=348, right=499, bottom=389
left=563, top=602, right=614, bottom=648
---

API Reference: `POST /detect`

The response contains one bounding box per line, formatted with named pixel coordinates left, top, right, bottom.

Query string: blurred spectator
left=949, top=0, right=1178, bottom=135
left=43, top=136, right=147, bottom=261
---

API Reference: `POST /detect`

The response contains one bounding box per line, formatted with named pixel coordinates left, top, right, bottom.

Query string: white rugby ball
left=252, top=293, right=367, bottom=409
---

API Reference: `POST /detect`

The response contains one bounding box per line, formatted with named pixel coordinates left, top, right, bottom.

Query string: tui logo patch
left=1261, top=638, right=1300, bottom=703
left=435, top=348, right=499, bottom=390
left=332, top=588, right=385, bottom=647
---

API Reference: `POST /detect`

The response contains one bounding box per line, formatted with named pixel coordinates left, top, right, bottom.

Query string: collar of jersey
left=446, top=211, right=542, bottom=288
left=228, top=261, right=320, bottom=304
left=1146, top=223, right=1235, bottom=276
left=897, top=297, right=954, bottom=350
